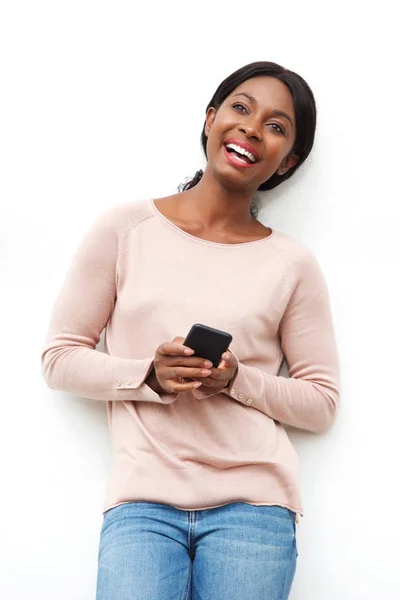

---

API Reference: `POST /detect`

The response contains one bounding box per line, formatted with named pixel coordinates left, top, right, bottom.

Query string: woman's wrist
left=145, top=368, right=163, bottom=394
left=226, top=366, right=238, bottom=388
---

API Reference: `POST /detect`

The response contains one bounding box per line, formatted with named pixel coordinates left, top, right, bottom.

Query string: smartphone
left=183, top=324, right=233, bottom=368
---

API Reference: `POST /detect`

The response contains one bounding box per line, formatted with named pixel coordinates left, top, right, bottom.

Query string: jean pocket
left=101, top=503, right=133, bottom=531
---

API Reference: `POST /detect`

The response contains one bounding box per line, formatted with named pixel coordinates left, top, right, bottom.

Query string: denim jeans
left=96, top=501, right=298, bottom=600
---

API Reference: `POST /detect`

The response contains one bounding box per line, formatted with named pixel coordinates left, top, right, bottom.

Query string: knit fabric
left=41, top=198, right=340, bottom=515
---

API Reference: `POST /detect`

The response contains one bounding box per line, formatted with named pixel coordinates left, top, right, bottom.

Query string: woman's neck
left=180, top=168, right=256, bottom=229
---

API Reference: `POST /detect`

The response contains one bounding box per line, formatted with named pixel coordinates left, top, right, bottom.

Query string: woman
left=41, top=61, right=340, bottom=600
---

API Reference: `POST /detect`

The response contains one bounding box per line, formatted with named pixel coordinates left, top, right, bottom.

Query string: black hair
left=179, top=61, right=317, bottom=217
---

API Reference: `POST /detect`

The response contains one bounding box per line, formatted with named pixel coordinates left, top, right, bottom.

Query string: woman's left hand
left=193, top=350, right=238, bottom=395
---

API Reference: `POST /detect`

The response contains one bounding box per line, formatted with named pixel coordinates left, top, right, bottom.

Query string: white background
left=1, top=1, right=399, bottom=598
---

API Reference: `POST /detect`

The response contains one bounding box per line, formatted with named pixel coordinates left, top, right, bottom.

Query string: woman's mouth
left=223, top=140, right=259, bottom=169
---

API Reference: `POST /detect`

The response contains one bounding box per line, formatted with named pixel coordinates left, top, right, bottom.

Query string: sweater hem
left=103, top=498, right=303, bottom=517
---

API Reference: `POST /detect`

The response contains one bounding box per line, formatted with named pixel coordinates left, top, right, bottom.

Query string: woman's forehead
left=229, top=76, right=294, bottom=112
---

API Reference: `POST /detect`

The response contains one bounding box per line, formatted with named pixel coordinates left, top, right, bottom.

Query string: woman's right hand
left=146, top=336, right=213, bottom=394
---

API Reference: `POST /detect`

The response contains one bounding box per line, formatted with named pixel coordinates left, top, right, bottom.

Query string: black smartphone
left=183, top=324, right=233, bottom=368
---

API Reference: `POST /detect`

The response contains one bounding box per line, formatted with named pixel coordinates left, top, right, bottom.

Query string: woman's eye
left=232, top=103, right=247, bottom=113
left=268, top=123, right=285, bottom=135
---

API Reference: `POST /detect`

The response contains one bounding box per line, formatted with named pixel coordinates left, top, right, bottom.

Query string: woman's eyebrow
left=232, top=92, right=257, bottom=104
left=271, top=109, right=293, bottom=127
left=232, top=93, right=293, bottom=127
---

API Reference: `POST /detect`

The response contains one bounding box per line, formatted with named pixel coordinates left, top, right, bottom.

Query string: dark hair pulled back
left=180, top=61, right=317, bottom=215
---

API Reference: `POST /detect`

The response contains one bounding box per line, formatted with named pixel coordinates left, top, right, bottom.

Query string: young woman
left=41, top=61, right=340, bottom=600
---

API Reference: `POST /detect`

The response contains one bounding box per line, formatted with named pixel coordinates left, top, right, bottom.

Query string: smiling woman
left=181, top=61, right=316, bottom=217
left=41, top=61, right=339, bottom=600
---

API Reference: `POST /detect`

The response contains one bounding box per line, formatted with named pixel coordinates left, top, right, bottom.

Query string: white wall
left=1, top=1, right=399, bottom=598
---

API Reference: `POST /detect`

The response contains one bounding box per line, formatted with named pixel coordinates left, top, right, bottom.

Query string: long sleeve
left=219, top=252, right=339, bottom=434
left=41, top=205, right=170, bottom=404
left=42, top=197, right=339, bottom=514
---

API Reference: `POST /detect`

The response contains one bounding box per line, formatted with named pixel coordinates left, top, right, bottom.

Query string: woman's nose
left=238, top=121, right=262, bottom=142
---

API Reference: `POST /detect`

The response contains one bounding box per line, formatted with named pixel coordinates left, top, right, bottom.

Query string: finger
left=197, top=366, right=234, bottom=386
left=165, top=379, right=203, bottom=393
left=157, top=342, right=194, bottom=357
left=162, top=356, right=213, bottom=369
left=166, top=367, right=212, bottom=380
left=221, top=351, right=237, bottom=365
left=207, top=367, right=228, bottom=381
left=193, top=375, right=223, bottom=388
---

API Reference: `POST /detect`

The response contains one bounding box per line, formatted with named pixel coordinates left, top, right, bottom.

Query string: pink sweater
left=41, top=198, right=340, bottom=515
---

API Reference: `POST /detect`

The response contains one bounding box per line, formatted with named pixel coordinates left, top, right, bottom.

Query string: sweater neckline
left=149, top=198, right=275, bottom=248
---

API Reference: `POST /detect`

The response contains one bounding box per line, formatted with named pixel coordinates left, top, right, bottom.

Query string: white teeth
left=226, top=143, right=256, bottom=163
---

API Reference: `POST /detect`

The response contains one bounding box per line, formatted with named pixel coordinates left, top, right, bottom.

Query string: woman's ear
left=276, top=154, right=299, bottom=176
left=204, top=107, right=217, bottom=137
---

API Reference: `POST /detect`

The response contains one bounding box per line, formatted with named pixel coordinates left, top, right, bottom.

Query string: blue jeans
left=96, top=501, right=297, bottom=600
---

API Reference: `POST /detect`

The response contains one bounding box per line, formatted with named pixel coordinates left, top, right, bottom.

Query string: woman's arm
left=40, top=205, right=170, bottom=404
left=194, top=252, right=340, bottom=434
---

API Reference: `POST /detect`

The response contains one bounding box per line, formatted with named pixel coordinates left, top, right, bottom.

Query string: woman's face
left=204, top=76, right=298, bottom=191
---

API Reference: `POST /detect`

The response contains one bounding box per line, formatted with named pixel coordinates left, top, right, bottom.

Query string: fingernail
left=222, top=353, right=229, bottom=360
left=204, top=360, right=213, bottom=368
left=184, top=348, right=194, bottom=355
left=202, top=370, right=211, bottom=376
left=193, top=382, right=202, bottom=388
